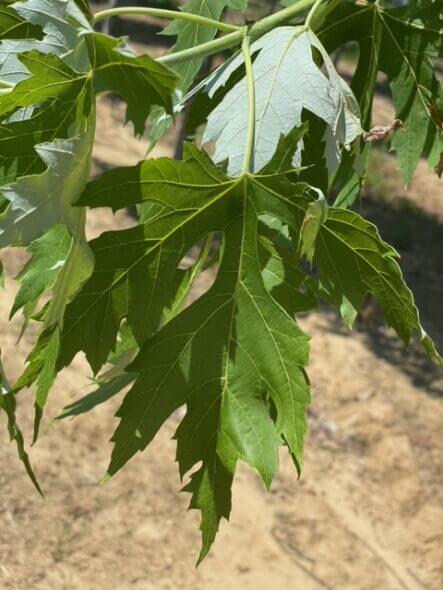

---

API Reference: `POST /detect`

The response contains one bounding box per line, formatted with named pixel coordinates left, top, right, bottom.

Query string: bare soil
left=1, top=64, right=442, bottom=590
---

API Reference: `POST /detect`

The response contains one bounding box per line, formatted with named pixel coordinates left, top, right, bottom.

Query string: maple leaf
left=198, top=26, right=362, bottom=176
left=0, top=0, right=90, bottom=84
left=57, top=138, right=440, bottom=557
left=0, top=4, right=42, bottom=41
left=0, top=31, right=177, bottom=438
left=0, top=352, right=42, bottom=494
left=10, top=224, right=72, bottom=321
left=150, top=0, right=247, bottom=147
left=319, top=0, right=443, bottom=189
left=163, top=0, right=247, bottom=92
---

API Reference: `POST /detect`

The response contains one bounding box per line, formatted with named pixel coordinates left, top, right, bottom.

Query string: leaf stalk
left=241, top=35, right=256, bottom=175
left=305, top=0, right=325, bottom=29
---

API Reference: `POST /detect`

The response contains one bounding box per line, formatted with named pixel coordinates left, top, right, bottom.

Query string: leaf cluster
left=0, top=0, right=441, bottom=561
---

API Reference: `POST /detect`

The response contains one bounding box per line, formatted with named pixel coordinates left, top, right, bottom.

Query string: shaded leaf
left=163, top=0, right=247, bottom=92
left=0, top=353, right=42, bottom=494
left=319, top=1, right=443, bottom=186
left=0, top=5, right=42, bottom=40
left=84, top=33, right=177, bottom=136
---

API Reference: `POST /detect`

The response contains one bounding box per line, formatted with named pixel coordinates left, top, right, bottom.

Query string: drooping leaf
left=267, top=181, right=441, bottom=360
left=379, top=8, right=442, bottom=185
left=13, top=326, right=60, bottom=442
left=103, top=182, right=310, bottom=560
left=314, top=208, right=441, bottom=361
left=0, top=353, right=42, bottom=494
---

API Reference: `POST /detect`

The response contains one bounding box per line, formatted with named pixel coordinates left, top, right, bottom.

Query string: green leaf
left=298, top=188, right=328, bottom=264
left=201, top=26, right=362, bottom=175
left=319, top=2, right=443, bottom=186
left=2, top=102, right=96, bottom=437
left=106, top=180, right=310, bottom=560
left=0, top=35, right=176, bottom=133
left=0, top=50, right=91, bottom=120
left=0, top=128, right=93, bottom=248
left=11, top=225, right=72, bottom=319
left=0, top=0, right=90, bottom=84
left=0, top=5, right=42, bottom=40
left=0, top=101, right=79, bottom=187
left=0, top=353, right=42, bottom=494
left=84, top=33, right=177, bottom=136
left=313, top=209, right=441, bottom=360
left=60, top=146, right=314, bottom=556
left=379, top=9, right=442, bottom=185
left=163, top=0, right=247, bottom=91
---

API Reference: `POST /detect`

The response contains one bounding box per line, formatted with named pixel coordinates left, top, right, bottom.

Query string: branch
left=96, top=0, right=317, bottom=68
left=157, top=29, right=245, bottom=66
left=93, top=6, right=243, bottom=33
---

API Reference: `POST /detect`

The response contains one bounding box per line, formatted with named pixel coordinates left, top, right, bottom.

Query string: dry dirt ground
left=1, top=76, right=443, bottom=590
